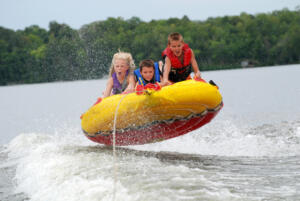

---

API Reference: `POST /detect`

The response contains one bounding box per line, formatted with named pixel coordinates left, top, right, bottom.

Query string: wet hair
left=109, top=51, right=135, bottom=76
left=168, top=32, right=184, bottom=44
left=139, top=59, right=155, bottom=72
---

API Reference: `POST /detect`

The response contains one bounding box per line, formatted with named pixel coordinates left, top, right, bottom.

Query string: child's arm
left=161, top=57, right=172, bottom=86
left=158, top=61, right=163, bottom=82
left=191, top=50, right=201, bottom=78
left=102, top=77, right=113, bottom=98
left=124, top=74, right=136, bottom=93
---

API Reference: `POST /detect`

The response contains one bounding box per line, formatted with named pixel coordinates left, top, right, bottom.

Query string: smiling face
left=114, top=59, right=129, bottom=75
left=141, top=66, right=154, bottom=82
left=169, top=40, right=184, bottom=57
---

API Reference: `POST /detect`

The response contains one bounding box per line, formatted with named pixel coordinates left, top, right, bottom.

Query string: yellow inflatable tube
left=81, top=80, right=223, bottom=136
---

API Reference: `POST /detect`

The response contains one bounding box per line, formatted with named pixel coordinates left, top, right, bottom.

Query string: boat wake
left=1, top=119, right=300, bottom=201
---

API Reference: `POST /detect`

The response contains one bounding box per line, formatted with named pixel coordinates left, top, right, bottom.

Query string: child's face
left=141, top=66, right=154, bottom=82
left=169, top=40, right=184, bottom=57
left=114, top=59, right=129, bottom=75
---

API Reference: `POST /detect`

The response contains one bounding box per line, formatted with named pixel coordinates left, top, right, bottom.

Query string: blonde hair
left=109, top=51, right=135, bottom=76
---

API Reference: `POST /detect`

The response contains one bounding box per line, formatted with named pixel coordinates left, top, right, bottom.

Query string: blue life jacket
left=134, top=62, right=161, bottom=86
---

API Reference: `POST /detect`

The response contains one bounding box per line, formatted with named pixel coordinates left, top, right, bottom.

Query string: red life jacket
left=162, top=43, right=192, bottom=82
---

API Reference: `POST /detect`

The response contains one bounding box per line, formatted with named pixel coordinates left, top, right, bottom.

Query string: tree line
left=0, top=8, right=299, bottom=85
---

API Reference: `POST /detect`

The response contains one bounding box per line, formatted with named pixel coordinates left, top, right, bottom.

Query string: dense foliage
left=0, top=8, right=299, bottom=85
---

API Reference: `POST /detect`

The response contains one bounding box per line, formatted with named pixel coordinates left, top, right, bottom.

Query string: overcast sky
left=0, top=0, right=299, bottom=30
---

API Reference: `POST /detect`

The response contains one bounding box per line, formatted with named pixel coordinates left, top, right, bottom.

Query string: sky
left=0, top=0, right=299, bottom=30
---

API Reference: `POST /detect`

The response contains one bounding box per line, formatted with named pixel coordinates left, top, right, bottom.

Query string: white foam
left=7, top=133, right=134, bottom=201
left=132, top=120, right=300, bottom=157
left=5, top=130, right=249, bottom=201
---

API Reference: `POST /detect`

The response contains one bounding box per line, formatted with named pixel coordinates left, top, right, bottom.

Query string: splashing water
left=1, top=64, right=300, bottom=201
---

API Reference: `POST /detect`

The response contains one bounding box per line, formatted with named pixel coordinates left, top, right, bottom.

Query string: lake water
left=1, top=64, right=300, bottom=201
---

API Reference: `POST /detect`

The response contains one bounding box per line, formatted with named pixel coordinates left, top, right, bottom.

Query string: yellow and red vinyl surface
left=81, top=79, right=223, bottom=146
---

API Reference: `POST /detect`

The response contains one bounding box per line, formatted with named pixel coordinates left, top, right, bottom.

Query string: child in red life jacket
left=102, top=51, right=136, bottom=98
left=134, top=59, right=162, bottom=94
left=161, top=32, right=202, bottom=86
